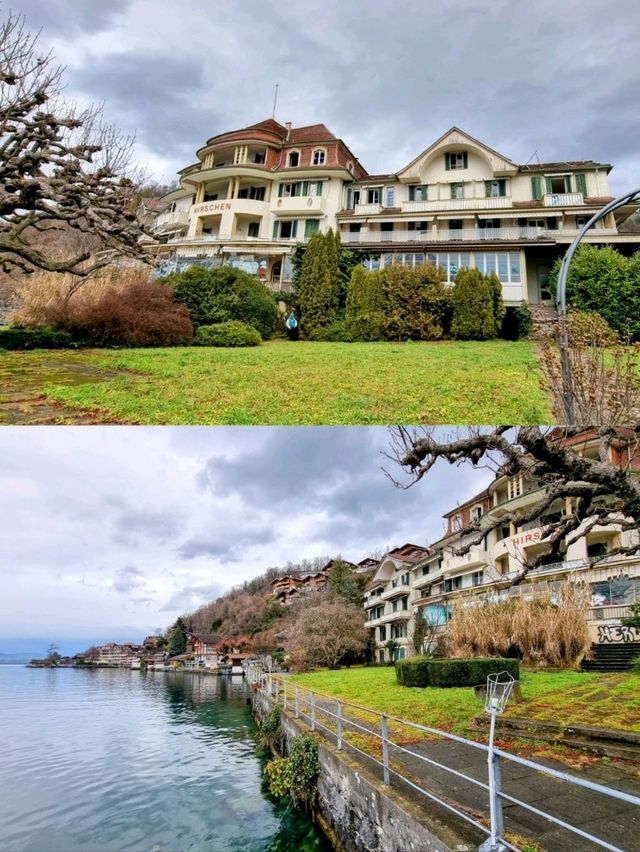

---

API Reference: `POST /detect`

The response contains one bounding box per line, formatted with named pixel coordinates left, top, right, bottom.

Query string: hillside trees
left=0, top=12, right=147, bottom=275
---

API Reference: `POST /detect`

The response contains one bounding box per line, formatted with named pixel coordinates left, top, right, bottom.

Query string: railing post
left=336, top=701, right=343, bottom=750
left=381, top=714, right=390, bottom=786
left=310, top=692, right=316, bottom=731
left=283, top=680, right=287, bottom=710
left=294, top=687, right=299, bottom=718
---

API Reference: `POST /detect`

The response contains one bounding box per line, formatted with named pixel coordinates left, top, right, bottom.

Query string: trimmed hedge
left=194, top=320, right=262, bottom=347
left=395, top=656, right=519, bottom=688
left=0, top=326, right=72, bottom=350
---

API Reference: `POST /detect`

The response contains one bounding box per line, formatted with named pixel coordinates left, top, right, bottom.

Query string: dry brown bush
left=10, top=269, right=193, bottom=346
left=539, top=310, right=640, bottom=425
left=445, top=584, right=591, bottom=668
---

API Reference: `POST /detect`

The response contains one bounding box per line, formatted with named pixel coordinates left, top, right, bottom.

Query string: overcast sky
left=15, top=0, right=640, bottom=194
left=0, top=427, right=491, bottom=655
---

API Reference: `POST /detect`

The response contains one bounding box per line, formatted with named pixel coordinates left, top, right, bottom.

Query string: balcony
left=154, top=210, right=189, bottom=233
left=402, top=197, right=512, bottom=213
left=354, top=203, right=382, bottom=215
left=274, top=195, right=326, bottom=215
left=443, top=547, right=490, bottom=574
left=543, top=192, right=584, bottom=207
left=380, top=609, right=411, bottom=624
left=341, top=226, right=546, bottom=244
left=380, top=580, right=411, bottom=600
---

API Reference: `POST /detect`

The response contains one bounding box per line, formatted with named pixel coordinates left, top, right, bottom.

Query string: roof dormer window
left=312, top=148, right=326, bottom=166
left=445, top=151, right=468, bottom=170
left=287, top=150, right=300, bottom=168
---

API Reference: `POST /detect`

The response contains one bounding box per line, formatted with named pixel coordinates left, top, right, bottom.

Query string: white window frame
left=449, top=152, right=466, bottom=170
left=312, top=148, right=326, bottom=166
left=287, top=149, right=301, bottom=168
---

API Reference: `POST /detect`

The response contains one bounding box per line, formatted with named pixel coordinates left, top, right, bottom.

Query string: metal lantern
left=484, top=671, right=516, bottom=715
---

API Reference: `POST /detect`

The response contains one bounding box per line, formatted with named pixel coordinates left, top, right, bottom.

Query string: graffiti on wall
left=597, top=624, right=640, bottom=644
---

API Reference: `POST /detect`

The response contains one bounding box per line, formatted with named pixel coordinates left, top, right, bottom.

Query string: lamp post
left=479, top=671, right=516, bottom=852
left=555, top=187, right=640, bottom=423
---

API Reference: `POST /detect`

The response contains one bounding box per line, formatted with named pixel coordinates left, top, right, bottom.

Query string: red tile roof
left=288, top=123, right=337, bottom=143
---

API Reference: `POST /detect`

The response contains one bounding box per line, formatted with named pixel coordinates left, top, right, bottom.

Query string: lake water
left=0, top=666, right=332, bottom=852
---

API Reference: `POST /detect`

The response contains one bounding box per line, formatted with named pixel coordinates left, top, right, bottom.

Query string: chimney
left=285, top=121, right=292, bottom=140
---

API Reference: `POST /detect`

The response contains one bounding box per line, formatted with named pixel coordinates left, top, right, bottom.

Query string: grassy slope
left=290, top=667, right=640, bottom=735
left=3, top=339, right=552, bottom=425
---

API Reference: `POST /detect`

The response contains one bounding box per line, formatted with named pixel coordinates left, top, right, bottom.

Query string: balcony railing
left=402, top=197, right=512, bottom=213
left=341, top=226, right=544, bottom=244
left=354, top=203, right=382, bottom=215
left=543, top=192, right=584, bottom=207
left=154, top=210, right=189, bottom=231
left=274, top=195, right=325, bottom=214
left=589, top=604, right=631, bottom=621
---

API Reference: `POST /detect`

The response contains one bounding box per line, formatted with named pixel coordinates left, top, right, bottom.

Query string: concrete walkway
left=302, top=694, right=640, bottom=851
left=391, top=738, right=640, bottom=851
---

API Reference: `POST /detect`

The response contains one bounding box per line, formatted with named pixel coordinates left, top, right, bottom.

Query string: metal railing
left=247, top=665, right=640, bottom=852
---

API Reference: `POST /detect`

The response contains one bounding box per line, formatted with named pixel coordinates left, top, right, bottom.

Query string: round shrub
left=195, top=320, right=262, bottom=347
left=163, top=266, right=278, bottom=337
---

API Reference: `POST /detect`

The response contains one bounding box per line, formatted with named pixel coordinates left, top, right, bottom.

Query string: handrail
left=248, top=666, right=640, bottom=852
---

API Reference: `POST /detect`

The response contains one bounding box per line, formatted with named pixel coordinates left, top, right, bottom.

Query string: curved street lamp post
left=555, top=187, right=640, bottom=423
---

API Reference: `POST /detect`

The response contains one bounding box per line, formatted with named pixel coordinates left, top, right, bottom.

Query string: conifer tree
left=167, top=617, right=187, bottom=657
left=345, top=263, right=385, bottom=340
left=450, top=268, right=497, bottom=340
left=297, top=230, right=341, bottom=335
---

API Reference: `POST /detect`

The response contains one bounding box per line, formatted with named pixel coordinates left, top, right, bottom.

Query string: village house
left=150, top=120, right=640, bottom=300
left=82, top=642, right=145, bottom=667
left=187, top=633, right=222, bottom=668
left=363, top=432, right=640, bottom=663
left=270, top=558, right=359, bottom=605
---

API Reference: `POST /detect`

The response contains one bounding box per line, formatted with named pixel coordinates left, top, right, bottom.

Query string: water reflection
left=0, top=667, right=332, bottom=852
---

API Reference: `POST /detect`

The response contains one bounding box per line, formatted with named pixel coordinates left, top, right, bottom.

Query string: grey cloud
left=19, top=0, right=130, bottom=35
left=70, top=52, right=219, bottom=164
left=112, top=563, right=146, bottom=594
left=160, top=582, right=225, bottom=613
left=177, top=525, right=277, bottom=562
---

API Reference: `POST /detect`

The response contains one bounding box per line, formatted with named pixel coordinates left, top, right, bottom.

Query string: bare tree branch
left=0, top=12, right=149, bottom=276
left=386, top=426, right=640, bottom=583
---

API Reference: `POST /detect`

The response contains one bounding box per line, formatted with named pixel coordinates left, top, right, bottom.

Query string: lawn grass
left=290, top=666, right=639, bottom=735
left=0, top=339, right=552, bottom=425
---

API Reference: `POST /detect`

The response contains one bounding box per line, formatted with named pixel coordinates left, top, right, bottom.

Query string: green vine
left=260, top=705, right=283, bottom=749
left=265, top=733, right=320, bottom=805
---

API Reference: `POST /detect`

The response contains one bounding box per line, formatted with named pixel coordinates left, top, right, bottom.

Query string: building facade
left=364, top=434, right=640, bottom=662
left=151, top=122, right=639, bottom=300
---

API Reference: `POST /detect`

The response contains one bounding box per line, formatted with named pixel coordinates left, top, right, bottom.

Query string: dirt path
left=0, top=353, right=124, bottom=424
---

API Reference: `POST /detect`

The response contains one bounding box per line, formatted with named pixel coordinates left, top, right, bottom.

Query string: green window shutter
left=277, top=183, right=283, bottom=198
left=445, top=152, right=451, bottom=170
left=576, top=173, right=587, bottom=195
left=272, top=221, right=279, bottom=239
left=545, top=176, right=553, bottom=194
left=564, top=175, right=573, bottom=193
left=485, top=180, right=491, bottom=198
left=316, top=181, right=323, bottom=196
left=463, top=152, right=468, bottom=169
left=499, top=179, right=506, bottom=197
left=291, top=220, right=298, bottom=238
left=421, top=185, right=429, bottom=201
left=304, top=219, right=319, bottom=239
left=302, top=181, right=309, bottom=196
left=531, top=176, right=542, bottom=200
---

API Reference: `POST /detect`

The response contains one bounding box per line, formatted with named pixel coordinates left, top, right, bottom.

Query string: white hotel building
left=364, top=432, right=640, bottom=663
left=152, top=120, right=639, bottom=301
